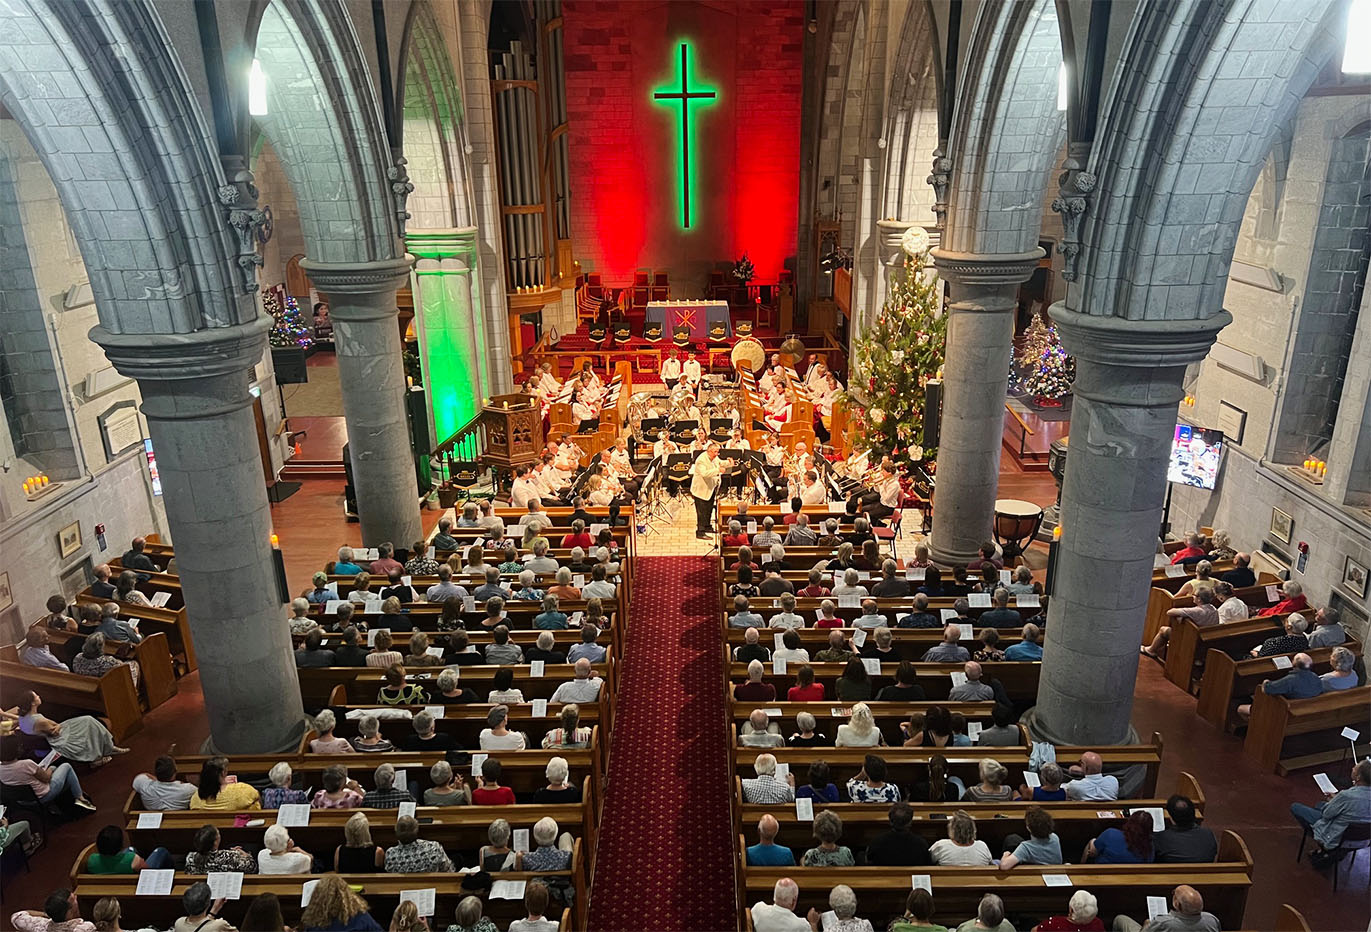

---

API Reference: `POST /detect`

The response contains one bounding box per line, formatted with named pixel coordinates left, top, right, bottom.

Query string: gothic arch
left=880, top=1, right=941, bottom=224
left=398, top=0, right=475, bottom=230
left=941, top=0, right=1067, bottom=256
left=0, top=0, right=249, bottom=336
left=1073, top=0, right=1344, bottom=323
left=248, top=0, right=403, bottom=264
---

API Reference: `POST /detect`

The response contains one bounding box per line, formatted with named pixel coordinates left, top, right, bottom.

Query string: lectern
left=482, top=394, right=543, bottom=470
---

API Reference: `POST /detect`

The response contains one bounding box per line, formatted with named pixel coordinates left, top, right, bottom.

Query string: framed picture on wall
left=0, top=572, right=11, bottom=613
left=58, top=521, right=82, bottom=559
left=1269, top=507, right=1293, bottom=545
left=1344, top=556, right=1368, bottom=599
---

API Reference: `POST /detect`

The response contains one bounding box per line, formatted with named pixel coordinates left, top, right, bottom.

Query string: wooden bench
left=1161, top=611, right=1315, bottom=693
left=40, top=629, right=178, bottom=710
left=1196, top=641, right=1363, bottom=732
left=1243, top=685, right=1371, bottom=774
left=0, top=644, right=142, bottom=742
left=1142, top=577, right=1280, bottom=648
left=295, top=661, right=613, bottom=709
left=727, top=659, right=1042, bottom=704
left=738, top=830, right=1253, bottom=930
left=74, top=592, right=197, bottom=672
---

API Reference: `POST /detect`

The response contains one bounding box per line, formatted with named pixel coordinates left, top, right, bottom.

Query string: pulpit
left=481, top=394, right=543, bottom=470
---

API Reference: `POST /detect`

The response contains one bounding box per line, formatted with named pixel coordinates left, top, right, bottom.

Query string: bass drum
left=730, top=336, right=766, bottom=373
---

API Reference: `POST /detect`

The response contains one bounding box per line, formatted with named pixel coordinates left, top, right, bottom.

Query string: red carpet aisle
left=588, top=556, right=736, bottom=931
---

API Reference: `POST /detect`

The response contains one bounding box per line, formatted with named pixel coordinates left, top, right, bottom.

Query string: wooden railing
left=1003, top=401, right=1036, bottom=459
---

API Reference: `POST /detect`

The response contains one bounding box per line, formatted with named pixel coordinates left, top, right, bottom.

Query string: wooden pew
left=74, top=591, right=197, bottom=672
left=727, top=659, right=1042, bottom=704
left=1141, top=577, right=1280, bottom=648
left=1196, top=641, right=1363, bottom=732
left=1243, top=685, right=1371, bottom=774
left=1161, top=611, right=1314, bottom=693
left=728, top=702, right=1003, bottom=746
left=0, top=643, right=142, bottom=742
left=295, top=661, right=613, bottom=709
left=739, top=830, right=1253, bottom=931
left=42, top=629, right=178, bottom=710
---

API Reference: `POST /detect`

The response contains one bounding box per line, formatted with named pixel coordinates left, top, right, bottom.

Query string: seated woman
left=72, top=631, right=140, bottom=688
left=480, top=818, right=522, bottom=871
left=787, top=665, right=826, bottom=703
left=262, top=761, right=309, bottom=808
left=722, top=520, right=749, bottom=548
left=908, top=754, right=961, bottom=803
left=479, top=705, right=527, bottom=750
left=802, top=809, right=854, bottom=866
left=845, top=754, right=901, bottom=803
left=929, top=811, right=992, bottom=866
left=346, top=572, right=373, bottom=604
left=377, top=596, right=414, bottom=634
left=1322, top=646, right=1360, bottom=691
left=541, top=703, right=592, bottom=749
left=114, top=570, right=152, bottom=607
left=963, top=758, right=1014, bottom=802
left=1023, top=761, right=1068, bottom=802
left=560, top=519, right=593, bottom=550
left=1085, top=810, right=1155, bottom=864
left=423, top=760, right=471, bottom=807
left=487, top=667, right=525, bottom=705
left=186, top=824, right=258, bottom=874
left=522, top=816, right=574, bottom=871
left=0, top=733, right=94, bottom=811
left=788, top=711, right=830, bottom=748
left=310, top=710, right=355, bottom=754
left=86, top=823, right=172, bottom=873
left=729, top=565, right=759, bottom=600
left=258, top=824, right=314, bottom=874
left=900, top=705, right=969, bottom=748
left=798, top=568, right=832, bottom=598
left=460, top=544, right=486, bottom=576
left=534, top=593, right=569, bottom=630
left=514, top=570, right=546, bottom=602
left=350, top=714, right=394, bottom=753
left=534, top=755, right=581, bottom=803
left=7, top=689, right=126, bottom=765
left=495, top=545, right=523, bottom=575
left=825, top=542, right=857, bottom=572
left=730, top=545, right=759, bottom=573
left=335, top=812, right=385, bottom=872
left=835, top=702, right=883, bottom=748
left=311, top=764, right=364, bottom=809
left=796, top=760, right=839, bottom=802
left=190, top=756, right=261, bottom=810
left=547, top=567, right=581, bottom=601
left=835, top=658, right=872, bottom=702
left=332, top=546, right=363, bottom=576
left=432, top=667, right=479, bottom=704
left=365, top=629, right=403, bottom=669
left=304, top=571, right=334, bottom=604
left=376, top=664, right=427, bottom=706
left=298, top=874, right=382, bottom=932
left=853, top=539, right=883, bottom=572
left=403, top=631, right=441, bottom=667
left=973, top=629, right=1006, bottom=663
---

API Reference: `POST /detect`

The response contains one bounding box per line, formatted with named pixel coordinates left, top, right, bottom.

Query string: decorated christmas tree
left=267, top=292, right=312, bottom=349
left=839, top=226, right=946, bottom=469
left=1009, top=314, right=1052, bottom=393
left=1024, top=326, right=1075, bottom=405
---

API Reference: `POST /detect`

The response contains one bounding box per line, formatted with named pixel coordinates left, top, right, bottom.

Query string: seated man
left=785, top=513, right=818, bottom=546
left=430, top=517, right=459, bottom=552
left=948, top=661, right=995, bottom=701
left=1290, top=758, right=1371, bottom=861
left=741, top=753, right=795, bottom=804
left=758, top=567, right=795, bottom=598
left=1141, top=586, right=1218, bottom=659
left=852, top=599, right=888, bottom=631
left=735, top=627, right=771, bottom=663
left=473, top=566, right=512, bottom=602
left=1114, top=884, right=1219, bottom=932
left=361, top=764, right=415, bottom=808
left=1236, top=652, right=1322, bottom=719
left=897, top=592, right=940, bottom=629
left=729, top=595, right=765, bottom=629
left=752, top=517, right=783, bottom=549
left=750, top=878, right=809, bottom=932
left=483, top=625, right=524, bottom=665
left=1250, top=613, right=1310, bottom=658
left=865, top=801, right=930, bottom=866
left=815, top=629, right=855, bottom=664
left=979, top=588, right=1021, bottom=627
left=384, top=816, right=454, bottom=872
left=132, top=755, right=195, bottom=810
left=1307, top=606, right=1346, bottom=648
left=921, top=625, right=970, bottom=662
left=735, top=660, right=777, bottom=703
left=1153, top=794, right=1217, bottom=863
left=91, top=563, right=118, bottom=599
left=1004, top=623, right=1043, bottom=660
left=293, top=629, right=335, bottom=667
left=550, top=658, right=603, bottom=703
left=97, top=603, right=142, bottom=644
left=746, top=814, right=795, bottom=866
left=526, top=631, right=568, bottom=664
left=870, top=559, right=910, bottom=598
left=967, top=540, right=1003, bottom=571
left=769, top=593, right=805, bottom=630
left=741, top=709, right=785, bottom=748
left=1219, top=551, right=1255, bottom=588
left=1063, top=751, right=1119, bottom=801
left=122, top=536, right=158, bottom=573
left=18, top=627, right=68, bottom=671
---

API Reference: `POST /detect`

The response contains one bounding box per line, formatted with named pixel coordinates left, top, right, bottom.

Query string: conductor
left=690, top=442, right=723, bottom=539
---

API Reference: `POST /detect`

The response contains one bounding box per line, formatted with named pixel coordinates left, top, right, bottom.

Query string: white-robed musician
left=661, top=352, right=683, bottom=389
left=845, top=460, right=901, bottom=525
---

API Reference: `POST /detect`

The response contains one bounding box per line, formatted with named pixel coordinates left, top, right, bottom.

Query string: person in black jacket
left=865, top=802, right=930, bottom=865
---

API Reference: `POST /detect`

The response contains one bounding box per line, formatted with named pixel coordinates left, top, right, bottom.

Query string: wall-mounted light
left=1057, top=61, right=1068, bottom=111
left=1344, top=0, right=1371, bottom=73
left=249, top=59, right=269, bottom=116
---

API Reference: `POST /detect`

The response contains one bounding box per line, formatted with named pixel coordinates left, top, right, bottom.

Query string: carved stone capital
left=1048, top=303, right=1232, bottom=370
left=301, top=257, right=414, bottom=321
left=930, top=248, right=1044, bottom=288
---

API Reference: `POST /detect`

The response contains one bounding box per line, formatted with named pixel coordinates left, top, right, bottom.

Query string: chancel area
left=0, top=0, right=1369, bottom=930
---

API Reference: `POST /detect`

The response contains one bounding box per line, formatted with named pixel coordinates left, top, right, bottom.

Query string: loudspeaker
left=922, top=378, right=943, bottom=448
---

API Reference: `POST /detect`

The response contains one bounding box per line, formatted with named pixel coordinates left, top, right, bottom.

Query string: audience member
left=257, top=824, right=313, bottom=874
left=1236, top=652, right=1321, bottom=719
left=1289, top=758, right=1371, bottom=857
left=846, top=754, right=901, bottom=803
left=1153, top=794, right=1217, bottom=863
left=190, top=756, right=260, bottom=810
left=309, top=710, right=355, bottom=754
left=1063, top=752, right=1119, bottom=801
left=1142, top=587, right=1217, bottom=659
left=1256, top=579, right=1306, bottom=617
left=930, top=811, right=992, bottom=865
left=742, top=753, right=796, bottom=804
left=998, top=806, right=1063, bottom=870
left=1113, top=884, right=1219, bottom=932
left=751, top=878, right=809, bottom=932
left=185, top=824, right=256, bottom=874
left=788, top=711, right=830, bottom=748
left=865, top=801, right=931, bottom=866
left=747, top=813, right=796, bottom=866
left=384, top=816, right=454, bottom=872
left=298, top=874, right=383, bottom=931
left=550, top=658, right=603, bottom=702
left=311, top=764, right=364, bottom=809
left=835, top=702, right=882, bottom=747
left=1249, top=612, right=1309, bottom=657
left=802, top=809, right=854, bottom=866
left=1032, top=889, right=1104, bottom=931
left=922, top=625, right=971, bottom=662
left=1085, top=810, right=1154, bottom=864
left=949, top=661, right=995, bottom=701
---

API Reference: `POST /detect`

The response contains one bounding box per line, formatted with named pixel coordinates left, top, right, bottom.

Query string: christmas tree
left=1024, top=326, right=1075, bottom=405
left=267, top=292, right=312, bottom=349
left=839, top=227, right=946, bottom=469
left=1009, top=314, right=1052, bottom=394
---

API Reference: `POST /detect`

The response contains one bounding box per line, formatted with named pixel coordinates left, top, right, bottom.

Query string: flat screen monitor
left=1167, top=423, right=1224, bottom=490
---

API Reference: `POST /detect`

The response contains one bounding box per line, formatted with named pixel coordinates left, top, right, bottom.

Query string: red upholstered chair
left=633, top=269, right=650, bottom=286
left=650, top=284, right=669, bottom=301
left=653, top=271, right=669, bottom=287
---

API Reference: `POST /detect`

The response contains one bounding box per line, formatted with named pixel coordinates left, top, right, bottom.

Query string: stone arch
left=880, top=1, right=942, bottom=225
left=941, top=0, right=1066, bottom=257
left=1073, top=0, right=1344, bottom=323
left=248, top=0, right=403, bottom=264
left=398, top=0, right=474, bottom=230
left=0, top=0, right=249, bottom=336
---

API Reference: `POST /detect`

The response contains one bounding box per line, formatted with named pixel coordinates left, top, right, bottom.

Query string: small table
left=645, top=300, right=730, bottom=342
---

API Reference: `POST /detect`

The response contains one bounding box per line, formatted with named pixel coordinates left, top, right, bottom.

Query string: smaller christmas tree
left=1009, top=314, right=1052, bottom=394
left=268, top=293, right=313, bottom=349
left=1024, top=327, right=1075, bottom=406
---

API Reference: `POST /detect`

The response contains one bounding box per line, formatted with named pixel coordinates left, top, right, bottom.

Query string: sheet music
left=471, top=752, right=488, bottom=776
left=366, top=627, right=390, bottom=646
left=958, top=623, right=973, bottom=641
left=399, top=889, right=436, bottom=917
left=838, top=594, right=861, bottom=608
left=850, top=628, right=867, bottom=648
left=911, top=875, right=932, bottom=893
left=773, top=657, right=787, bottom=675
left=1140, top=806, right=1166, bottom=831
left=490, top=880, right=527, bottom=900
left=1266, top=585, right=1280, bottom=602
left=906, top=568, right=927, bottom=581
left=150, top=591, right=172, bottom=608
left=301, top=880, right=319, bottom=907
left=969, top=593, right=991, bottom=608
left=513, top=829, right=530, bottom=853
left=1147, top=897, right=1168, bottom=920
left=276, top=804, right=310, bottom=827
left=950, top=672, right=968, bottom=688
left=1015, top=594, right=1040, bottom=608
left=863, top=658, right=881, bottom=675
left=135, top=869, right=174, bottom=896
left=967, top=722, right=982, bottom=743
left=532, top=699, right=549, bottom=717
left=774, top=762, right=789, bottom=782
left=207, top=872, right=243, bottom=900
left=393, top=770, right=408, bottom=793
left=1164, top=564, right=1187, bottom=578
left=795, top=797, right=814, bottom=821
left=940, top=609, right=958, bottom=622
left=137, top=812, right=163, bottom=829
left=38, top=750, right=60, bottom=769
left=1271, top=655, right=1293, bottom=670
left=423, top=705, right=445, bottom=719
left=1314, top=772, right=1338, bottom=794
left=425, top=646, right=445, bottom=658
left=398, top=802, right=417, bottom=820
left=325, top=600, right=344, bottom=615
left=1042, top=874, right=1073, bottom=887
left=530, top=660, right=545, bottom=677
left=1023, top=771, right=1040, bottom=788
left=999, top=569, right=1013, bottom=585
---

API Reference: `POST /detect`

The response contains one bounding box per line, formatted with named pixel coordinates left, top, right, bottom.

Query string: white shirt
left=479, top=729, right=527, bottom=751
left=610, top=448, right=631, bottom=472
left=878, top=475, right=901, bottom=508
left=774, top=647, right=810, bottom=663
left=1218, top=596, right=1248, bottom=623
left=661, top=357, right=682, bottom=380
left=690, top=451, right=722, bottom=499
left=132, top=774, right=195, bottom=810
left=511, top=478, right=540, bottom=509
left=551, top=677, right=603, bottom=703
left=1064, top=772, right=1120, bottom=800
left=751, top=902, right=810, bottom=932
left=930, top=838, right=993, bottom=865
left=258, top=849, right=312, bottom=874
left=573, top=401, right=597, bottom=422
left=801, top=480, right=827, bottom=505
left=582, top=580, right=617, bottom=599
left=683, top=358, right=702, bottom=382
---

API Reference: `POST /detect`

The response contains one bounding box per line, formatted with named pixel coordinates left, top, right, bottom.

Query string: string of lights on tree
left=838, top=227, right=946, bottom=470
left=266, top=291, right=312, bottom=349
left=1023, top=323, right=1075, bottom=405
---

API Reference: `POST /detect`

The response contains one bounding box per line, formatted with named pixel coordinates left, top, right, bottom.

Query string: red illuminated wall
left=562, top=0, right=803, bottom=291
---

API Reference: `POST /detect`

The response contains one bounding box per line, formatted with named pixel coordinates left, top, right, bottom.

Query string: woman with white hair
left=262, top=761, right=307, bottom=808
left=333, top=546, right=362, bottom=576
left=479, top=818, right=521, bottom=871
left=309, top=709, right=355, bottom=754
left=1206, top=529, right=1236, bottom=562
left=1034, top=889, right=1100, bottom=931
left=965, top=758, right=1014, bottom=802
left=288, top=598, right=318, bottom=635
left=514, top=569, right=545, bottom=602
left=534, top=756, right=581, bottom=803
left=257, top=823, right=313, bottom=874
left=479, top=705, right=527, bottom=750
left=835, top=702, right=883, bottom=748
left=929, top=810, right=993, bottom=866
left=522, top=816, right=574, bottom=871
left=788, top=711, right=828, bottom=747
left=351, top=714, right=394, bottom=753
left=334, top=811, right=383, bottom=871
left=548, top=566, right=581, bottom=600
left=809, top=884, right=873, bottom=932
left=449, top=895, right=498, bottom=932
left=1322, top=646, right=1359, bottom=691
left=423, top=760, right=471, bottom=807
left=831, top=568, right=868, bottom=599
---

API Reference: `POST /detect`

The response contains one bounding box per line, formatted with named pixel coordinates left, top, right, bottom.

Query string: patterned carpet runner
left=588, top=556, right=736, bottom=931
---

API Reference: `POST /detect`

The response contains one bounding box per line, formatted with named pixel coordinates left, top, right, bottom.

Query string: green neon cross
left=653, top=41, right=716, bottom=229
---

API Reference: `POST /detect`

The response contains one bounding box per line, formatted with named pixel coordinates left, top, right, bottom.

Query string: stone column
left=1030, top=306, right=1230, bottom=746
left=928, top=249, right=1042, bottom=565
left=302, top=258, right=422, bottom=548
left=93, top=318, right=306, bottom=753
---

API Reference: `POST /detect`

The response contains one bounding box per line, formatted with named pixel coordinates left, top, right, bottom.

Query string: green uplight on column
left=652, top=40, right=717, bottom=230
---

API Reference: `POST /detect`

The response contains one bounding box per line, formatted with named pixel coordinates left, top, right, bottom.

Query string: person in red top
left=1257, top=579, right=1307, bottom=617
left=471, top=758, right=517, bottom=805
left=729, top=546, right=760, bottom=573
left=813, top=600, right=843, bottom=629
left=734, top=660, right=777, bottom=702
left=787, top=664, right=826, bottom=701
left=782, top=498, right=803, bottom=525
left=1169, top=532, right=1207, bottom=565
left=798, top=568, right=832, bottom=598
left=559, top=519, right=593, bottom=550
left=722, top=520, right=750, bottom=547
left=1032, top=889, right=1106, bottom=931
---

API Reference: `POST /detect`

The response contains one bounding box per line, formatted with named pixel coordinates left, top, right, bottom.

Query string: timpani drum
left=994, top=498, right=1044, bottom=561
